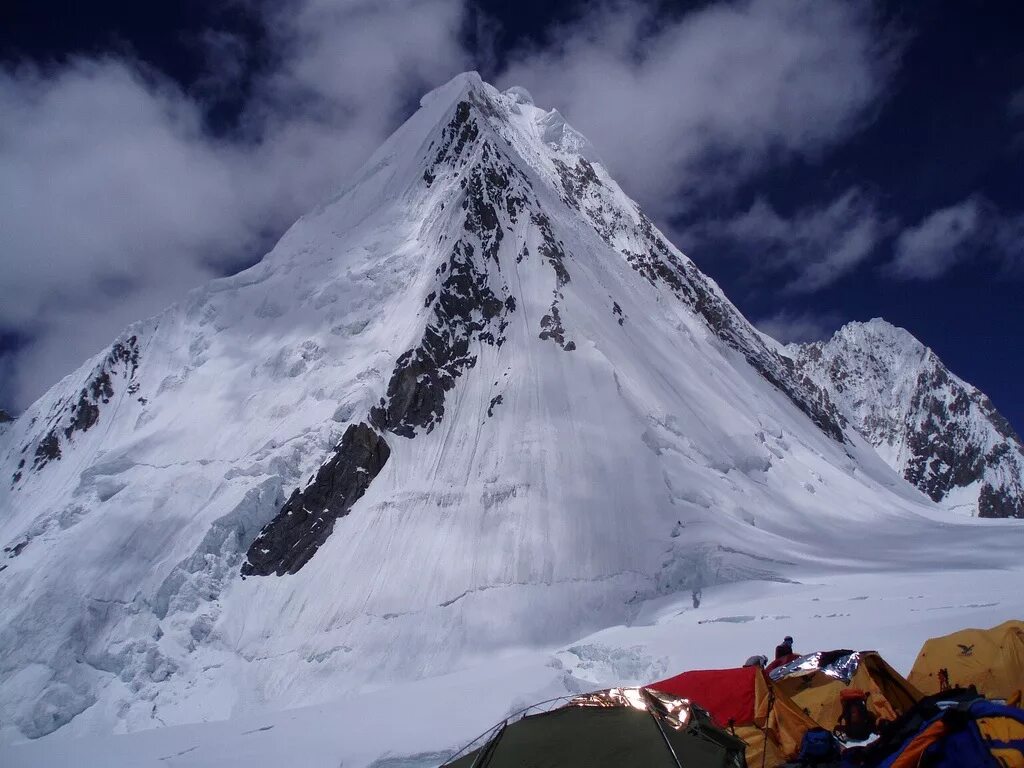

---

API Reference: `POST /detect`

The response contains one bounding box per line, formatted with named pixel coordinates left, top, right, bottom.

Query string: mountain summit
left=0, top=73, right=1019, bottom=742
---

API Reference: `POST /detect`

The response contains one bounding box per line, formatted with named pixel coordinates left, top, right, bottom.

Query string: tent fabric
left=908, top=619, right=1024, bottom=702
left=651, top=666, right=759, bottom=727
left=871, top=699, right=1024, bottom=768
left=444, top=707, right=688, bottom=768
left=773, top=651, right=920, bottom=731
left=441, top=687, right=746, bottom=768
left=651, top=666, right=819, bottom=768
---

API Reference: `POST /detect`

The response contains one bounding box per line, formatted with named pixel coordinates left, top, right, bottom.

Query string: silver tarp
left=769, top=649, right=863, bottom=682
left=568, top=687, right=694, bottom=730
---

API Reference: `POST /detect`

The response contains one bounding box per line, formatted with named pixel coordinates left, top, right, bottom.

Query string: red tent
left=649, top=665, right=820, bottom=767
left=650, top=665, right=758, bottom=727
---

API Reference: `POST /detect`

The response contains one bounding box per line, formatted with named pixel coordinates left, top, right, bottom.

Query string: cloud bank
left=0, top=0, right=466, bottom=409
left=1, top=0, right=905, bottom=410
left=498, top=0, right=898, bottom=217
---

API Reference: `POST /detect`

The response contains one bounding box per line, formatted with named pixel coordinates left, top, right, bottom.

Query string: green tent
left=441, top=687, right=747, bottom=768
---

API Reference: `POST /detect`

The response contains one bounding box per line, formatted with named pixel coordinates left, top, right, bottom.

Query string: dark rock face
left=0, top=409, right=12, bottom=424
left=531, top=211, right=576, bottom=351
left=612, top=301, right=625, bottom=326
left=246, top=94, right=531, bottom=576
left=4, top=541, right=28, bottom=558
left=424, top=101, right=478, bottom=185
left=241, top=423, right=391, bottom=576
left=538, top=304, right=574, bottom=351
left=373, top=96, right=530, bottom=437
left=903, top=367, right=986, bottom=501
left=19, top=336, right=140, bottom=476
left=979, top=482, right=1024, bottom=518
left=33, top=430, right=61, bottom=469
left=487, top=394, right=503, bottom=417
left=370, top=240, right=512, bottom=437
left=554, top=157, right=601, bottom=209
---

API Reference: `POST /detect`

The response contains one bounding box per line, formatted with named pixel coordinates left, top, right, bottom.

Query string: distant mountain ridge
left=789, top=318, right=1024, bottom=518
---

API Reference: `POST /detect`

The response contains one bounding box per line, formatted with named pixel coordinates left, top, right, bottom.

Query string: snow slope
left=2, top=564, right=1021, bottom=767
left=790, top=319, right=1024, bottom=518
left=0, top=72, right=1021, bottom=750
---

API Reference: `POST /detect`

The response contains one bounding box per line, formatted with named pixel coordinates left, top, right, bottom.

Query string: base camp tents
left=440, top=687, right=746, bottom=768
left=650, top=665, right=818, bottom=767
left=908, top=619, right=1024, bottom=703
left=770, top=650, right=920, bottom=732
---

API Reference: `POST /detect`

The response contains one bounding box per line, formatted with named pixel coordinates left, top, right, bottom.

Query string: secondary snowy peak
left=790, top=318, right=1024, bottom=518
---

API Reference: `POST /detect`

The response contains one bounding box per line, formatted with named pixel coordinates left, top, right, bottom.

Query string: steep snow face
left=0, top=73, right=1019, bottom=744
left=790, top=318, right=1024, bottom=518
left=0, top=410, right=12, bottom=446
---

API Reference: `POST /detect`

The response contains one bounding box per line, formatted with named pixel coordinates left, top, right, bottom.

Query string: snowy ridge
left=789, top=319, right=1024, bottom=518
left=0, top=73, right=1021, bottom=746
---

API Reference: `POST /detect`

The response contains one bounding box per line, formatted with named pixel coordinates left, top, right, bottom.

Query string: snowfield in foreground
left=3, top=561, right=1022, bottom=768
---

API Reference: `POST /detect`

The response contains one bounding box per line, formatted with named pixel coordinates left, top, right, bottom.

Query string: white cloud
left=994, top=213, right=1024, bottom=274
left=886, top=196, right=1024, bottom=280
left=0, top=0, right=902, bottom=410
left=498, top=0, right=898, bottom=217
left=706, top=188, right=885, bottom=293
left=1009, top=87, right=1024, bottom=118
left=0, top=0, right=467, bottom=410
left=756, top=310, right=842, bottom=345
left=888, top=197, right=984, bottom=279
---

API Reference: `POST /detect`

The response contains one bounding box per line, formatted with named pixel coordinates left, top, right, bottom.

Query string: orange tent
left=771, top=650, right=920, bottom=731
left=908, top=619, right=1024, bottom=702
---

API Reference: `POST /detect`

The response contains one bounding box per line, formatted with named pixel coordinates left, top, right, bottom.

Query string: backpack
left=837, top=689, right=876, bottom=742
left=797, top=727, right=841, bottom=764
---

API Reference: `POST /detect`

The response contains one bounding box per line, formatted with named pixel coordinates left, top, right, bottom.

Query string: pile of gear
left=437, top=620, right=1024, bottom=767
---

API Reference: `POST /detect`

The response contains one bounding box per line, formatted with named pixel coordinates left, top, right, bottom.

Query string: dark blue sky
left=2, top=0, right=1022, bottom=432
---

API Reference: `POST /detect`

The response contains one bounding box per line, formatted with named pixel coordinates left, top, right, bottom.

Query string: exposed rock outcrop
left=241, top=423, right=391, bottom=576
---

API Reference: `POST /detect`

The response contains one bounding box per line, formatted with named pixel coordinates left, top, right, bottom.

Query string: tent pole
left=761, top=689, right=776, bottom=768
left=647, top=710, right=684, bottom=768
left=469, top=720, right=507, bottom=768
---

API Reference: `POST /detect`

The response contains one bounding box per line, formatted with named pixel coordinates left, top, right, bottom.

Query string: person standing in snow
left=765, top=635, right=798, bottom=674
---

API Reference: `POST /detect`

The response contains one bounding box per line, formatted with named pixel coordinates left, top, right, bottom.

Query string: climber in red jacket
left=765, top=635, right=799, bottom=674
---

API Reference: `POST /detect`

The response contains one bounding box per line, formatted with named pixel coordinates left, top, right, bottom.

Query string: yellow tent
left=908, top=619, right=1024, bottom=702
left=652, top=665, right=822, bottom=768
left=772, top=650, right=921, bottom=731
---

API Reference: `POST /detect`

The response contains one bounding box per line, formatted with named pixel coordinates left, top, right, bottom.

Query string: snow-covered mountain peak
left=832, top=317, right=923, bottom=354
left=791, top=320, right=1023, bottom=518
left=1, top=73, right=1020, bottom=746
